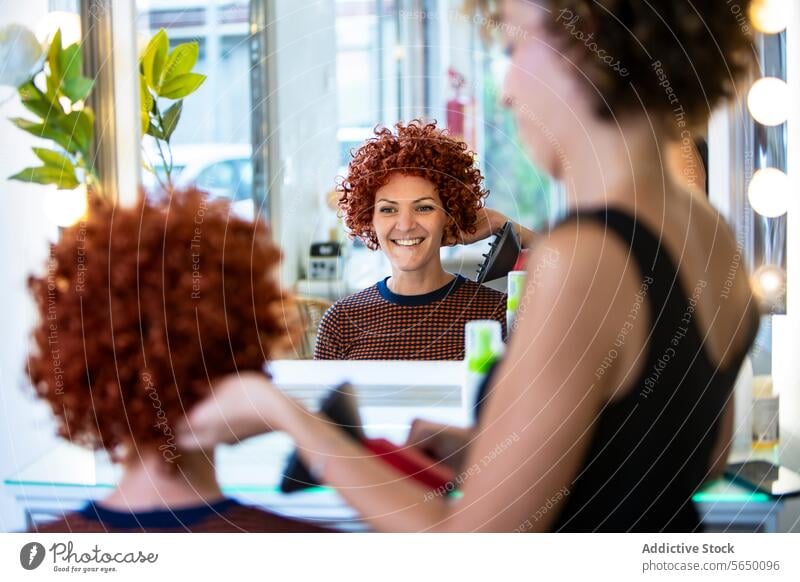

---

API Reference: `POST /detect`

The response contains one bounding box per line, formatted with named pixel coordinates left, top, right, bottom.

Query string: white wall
left=0, top=0, right=63, bottom=532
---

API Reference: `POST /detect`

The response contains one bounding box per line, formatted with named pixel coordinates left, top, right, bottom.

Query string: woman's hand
left=405, top=419, right=473, bottom=473
left=176, top=372, right=296, bottom=451
left=450, top=208, right=538, bottom=248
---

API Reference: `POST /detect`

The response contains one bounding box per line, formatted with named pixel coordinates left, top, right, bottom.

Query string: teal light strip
left=692, top=490, right=770, bottom=503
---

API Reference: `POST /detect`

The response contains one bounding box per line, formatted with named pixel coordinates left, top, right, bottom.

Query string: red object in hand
left=363, top=437, right=456, bottom=491
left=513, top=249, right=529, bottom=272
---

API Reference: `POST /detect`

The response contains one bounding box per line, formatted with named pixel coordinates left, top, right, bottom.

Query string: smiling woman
left=314, top=120, right=521, bottom=360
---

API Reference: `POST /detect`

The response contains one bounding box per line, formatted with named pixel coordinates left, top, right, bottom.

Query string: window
left=335, top=0, right=399, bottom=172
left=195, top=161, right=237, bottom=195
left=137, top=0, right=254, bottom=216
left=479, top=56, right=553, bottom=231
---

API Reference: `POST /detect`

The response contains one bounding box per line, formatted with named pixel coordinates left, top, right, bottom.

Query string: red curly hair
left=337, top=120, right=488, bottom=250
left=26, top=189, right=298, bottom=462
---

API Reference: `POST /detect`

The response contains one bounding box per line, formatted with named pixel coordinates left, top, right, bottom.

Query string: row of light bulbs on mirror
left=747, top=0, right=789, bottom=308
left=746, top=0, right=789, bottom=218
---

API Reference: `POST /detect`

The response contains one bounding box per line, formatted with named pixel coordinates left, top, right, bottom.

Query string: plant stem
left=152, top=100, right=173, bottom=190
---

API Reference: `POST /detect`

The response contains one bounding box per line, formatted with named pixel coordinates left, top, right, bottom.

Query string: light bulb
left=747, top=77, right=789, bottom=126
left=43, top=184, right=87, bottom=227
left=36, top=12, right=82, bottom=47
left=747, top=168, right=789, bottom=217
left=752, top=264, right=786, bottom=306
left=749, top=0, right=789, bottom=34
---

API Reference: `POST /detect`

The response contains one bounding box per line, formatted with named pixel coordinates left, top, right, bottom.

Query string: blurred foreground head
left=27, top=189, right=298, bottom=461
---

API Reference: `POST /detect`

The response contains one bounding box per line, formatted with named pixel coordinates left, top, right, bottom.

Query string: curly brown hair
left=26, top=189, right=298, bottom=461
left=337, top=120, right=488, bottom=250
left=471, top=0, right=754, bottom=128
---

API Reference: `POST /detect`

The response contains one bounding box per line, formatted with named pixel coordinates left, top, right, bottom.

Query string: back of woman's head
left=477, top=0, right=754, bottom=128
left=27, top=189, right=297, bottom=460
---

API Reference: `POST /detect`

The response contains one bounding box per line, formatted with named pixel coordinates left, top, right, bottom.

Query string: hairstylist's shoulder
left=531, top=217, right=633, bottom=290
left=522, top=219, right=641, bottom=352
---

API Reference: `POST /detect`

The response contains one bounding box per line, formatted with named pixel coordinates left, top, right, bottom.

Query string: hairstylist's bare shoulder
left=519, top=218, right=647, bottom=386
left=528, top=217, right=636, bottom=298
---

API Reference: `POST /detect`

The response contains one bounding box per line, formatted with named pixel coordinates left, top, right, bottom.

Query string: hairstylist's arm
left=175, top=372, right=282, bottom=448
left=405, top=419, right=473, bottom=473
left=177, top=375, right=453, bottom=531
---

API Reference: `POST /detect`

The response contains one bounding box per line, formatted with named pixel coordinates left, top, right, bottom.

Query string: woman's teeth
left=393, top=238, right=424, bottom=247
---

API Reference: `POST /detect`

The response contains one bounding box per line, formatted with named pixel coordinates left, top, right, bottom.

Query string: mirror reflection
left=134, top=0, right=552, bottom=360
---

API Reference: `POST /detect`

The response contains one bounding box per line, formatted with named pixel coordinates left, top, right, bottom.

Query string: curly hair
left=337, top=120, right=488, bottom=250
left=471, top=0, right=754, bottom=128
left=26, top=189, right=298, bottom=461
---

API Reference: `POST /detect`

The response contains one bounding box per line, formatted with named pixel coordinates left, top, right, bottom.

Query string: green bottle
left=463, top=320, right=504, bottom=418
left=507, top=271, right=526, bottom=333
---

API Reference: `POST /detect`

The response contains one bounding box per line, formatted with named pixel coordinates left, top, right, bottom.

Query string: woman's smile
left=391, top=237, right=425, bottom=247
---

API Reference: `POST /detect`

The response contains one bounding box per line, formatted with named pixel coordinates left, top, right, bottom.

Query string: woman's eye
left=378, top=207, right=396, bottom=214
left=416, top=205, right=434, bottom=212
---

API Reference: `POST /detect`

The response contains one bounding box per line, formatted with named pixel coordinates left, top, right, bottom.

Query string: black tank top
left=475, top=208, right=760, bottom=532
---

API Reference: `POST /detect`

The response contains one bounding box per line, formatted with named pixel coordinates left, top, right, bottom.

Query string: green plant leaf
left=145, top=122, right=165, bottom=140
left=9, top=164, right=79, bottom=189
left=11, top=117, right=78, bottom=154
left=18, top=81, right=54, bottom=119
left=139, top=75, right=153, bottom=134
left=59, top=44, right=82, bottom=82
left=62, top=76, right=94, bottom=102
left=161, top=41, right=199, bottom=84
left=32, top=147, right=73, bottom=170
left=161, top=99, right=182, bottom=142
left=158, top=73, right=205, bottom=99
left=63, top=108, right=94, bottom=156
left=141, top=29, right=168, bottom=91
left=46, top=29, right=62, bottom=100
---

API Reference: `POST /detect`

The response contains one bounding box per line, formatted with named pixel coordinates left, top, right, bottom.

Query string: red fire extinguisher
left=446, top=67, right=475, bottom=149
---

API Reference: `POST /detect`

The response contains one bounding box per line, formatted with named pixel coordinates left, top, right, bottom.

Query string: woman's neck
left=561, top=117, right=680, bottom=216
left=100, top=449, right=224, bottom=511
left=387, top=260, right=454, bottom=296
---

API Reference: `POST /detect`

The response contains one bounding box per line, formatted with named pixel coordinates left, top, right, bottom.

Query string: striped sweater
left=314, top=275, right=507, bottom=360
